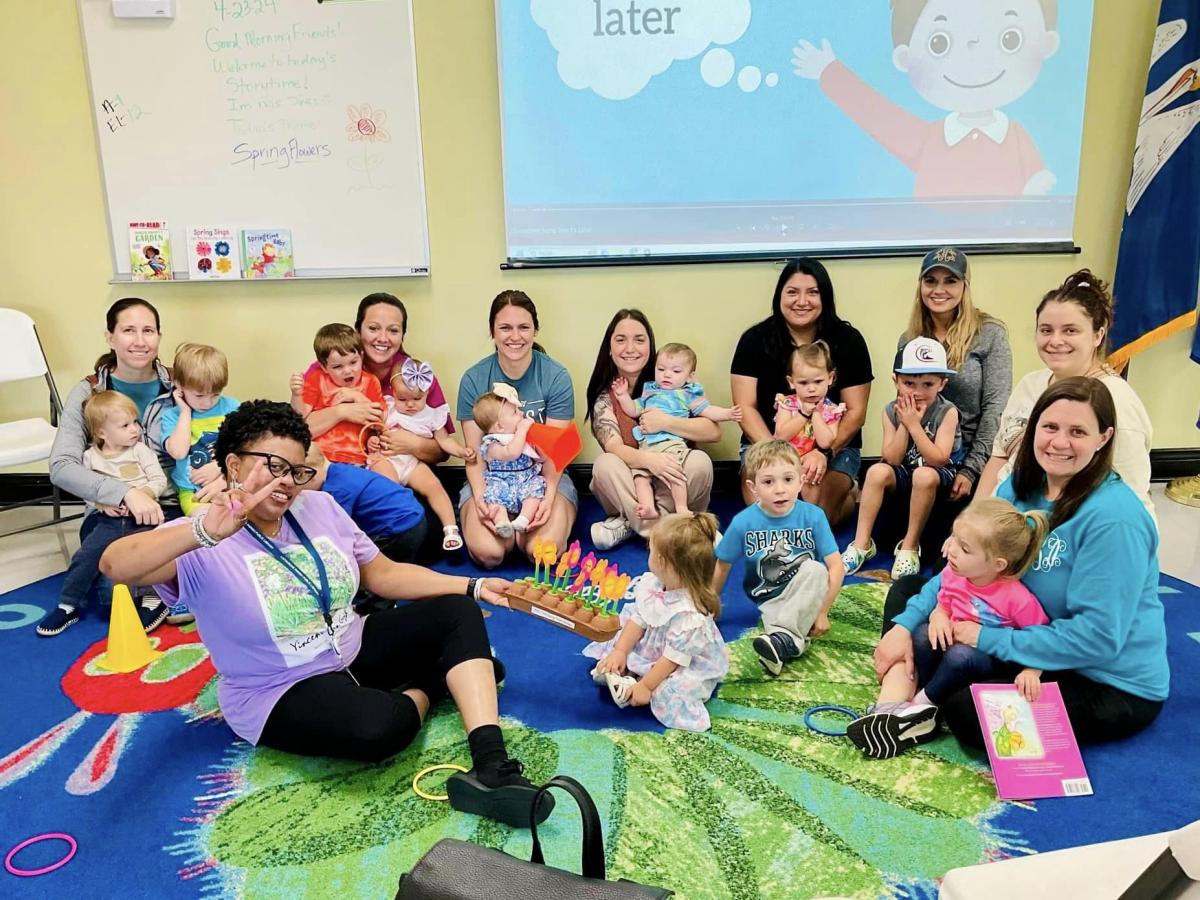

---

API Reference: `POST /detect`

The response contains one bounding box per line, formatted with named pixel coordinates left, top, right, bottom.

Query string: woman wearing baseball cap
left=896, top=248, right=1013, bottom=505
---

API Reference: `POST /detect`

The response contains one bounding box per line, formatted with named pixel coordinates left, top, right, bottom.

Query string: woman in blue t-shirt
left=858, top=377, right=1166, bottom=754
left=456, top=291, right=577, bottom=568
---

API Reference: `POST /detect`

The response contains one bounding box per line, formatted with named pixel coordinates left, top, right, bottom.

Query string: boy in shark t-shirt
left=715, top=441, right=845, bottom=676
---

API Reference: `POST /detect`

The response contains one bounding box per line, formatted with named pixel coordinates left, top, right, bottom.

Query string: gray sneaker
left=591, top=515, right=633, bottom=551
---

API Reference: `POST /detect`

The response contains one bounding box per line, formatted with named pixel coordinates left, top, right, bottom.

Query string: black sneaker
left=752, top=631, right=802, bottom=676
left=137, top=592, right=169, bottom=634
left=37, top=605, right=81, bottom=637
left=846, top=703, right=939, bottom=759
left=446, top=759, right=554, bottom=828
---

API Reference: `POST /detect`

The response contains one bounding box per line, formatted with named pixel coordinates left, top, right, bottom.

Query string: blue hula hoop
left=803, top=705, right=860, bottom=737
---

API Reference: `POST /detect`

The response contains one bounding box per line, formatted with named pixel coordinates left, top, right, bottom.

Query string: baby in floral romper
left=585, top=512, right=729, bottom=732
left=471, top=384, right=547, bottom=539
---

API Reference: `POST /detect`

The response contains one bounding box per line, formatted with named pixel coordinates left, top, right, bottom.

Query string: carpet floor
left=1, top=496, right=1196, bottom=899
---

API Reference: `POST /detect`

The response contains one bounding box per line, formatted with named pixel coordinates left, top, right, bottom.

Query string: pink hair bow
left=401, top=358, right=434, bottom=392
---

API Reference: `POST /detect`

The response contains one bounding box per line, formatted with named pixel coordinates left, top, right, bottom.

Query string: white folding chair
left=0, top=308, right=83, bottom=537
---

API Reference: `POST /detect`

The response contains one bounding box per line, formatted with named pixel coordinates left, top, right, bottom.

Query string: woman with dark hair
left=301, top=292, right=453, bottom=466
left=854, top=378, right=1167, bottom=757
left=41, top=298, right=192, bottom=635
left=456, top=291, right=577, bottom=567
left=100, top=401, right=551, bottom=828
left=731, top=259, right=874, bottom=523
left=976, top=269, right=1154, bottom=522
left=585, top=309, right=719, bottom=549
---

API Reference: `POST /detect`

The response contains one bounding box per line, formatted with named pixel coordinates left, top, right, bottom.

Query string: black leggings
left=258, top=594, right=491, bottom=762
left=883, top=576, right=1164, bottom=748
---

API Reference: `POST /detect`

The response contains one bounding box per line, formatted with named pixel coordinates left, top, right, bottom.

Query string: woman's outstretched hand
left=478, top=577, right=511, bottom=608
left=200, top=460, right=287, bottom=542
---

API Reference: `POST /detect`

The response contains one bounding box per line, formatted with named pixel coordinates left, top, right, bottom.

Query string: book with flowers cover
left=128, top=220, right=173, bottom=281
left=186, top=226, right=242, bottom=280
left=241, top=228, right=295, bottom=279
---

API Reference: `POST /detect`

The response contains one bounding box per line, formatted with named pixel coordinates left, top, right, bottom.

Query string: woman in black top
left=731, top=258, right=874, bottom=525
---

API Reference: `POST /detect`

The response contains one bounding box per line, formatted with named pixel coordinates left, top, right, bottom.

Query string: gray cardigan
left=895, top=319, right=1012, bottom=484
left=49, top=362, right=177, bottom=508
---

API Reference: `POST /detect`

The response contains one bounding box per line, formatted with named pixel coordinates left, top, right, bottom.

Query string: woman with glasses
left=100, top=400, right=553, bottom=829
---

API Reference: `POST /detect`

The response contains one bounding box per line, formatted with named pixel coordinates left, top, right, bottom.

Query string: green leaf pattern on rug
left=192, top=581, right=1014, bottom=899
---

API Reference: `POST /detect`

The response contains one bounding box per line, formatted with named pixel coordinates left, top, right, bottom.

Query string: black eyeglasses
left=237, top=451, right=318, bottom=485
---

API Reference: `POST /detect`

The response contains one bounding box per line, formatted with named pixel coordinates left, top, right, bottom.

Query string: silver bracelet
left=192, top=511, right=220, bottom=549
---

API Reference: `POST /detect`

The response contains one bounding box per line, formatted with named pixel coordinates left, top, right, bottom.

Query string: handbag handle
left=528, top=775, right=606, bottom=880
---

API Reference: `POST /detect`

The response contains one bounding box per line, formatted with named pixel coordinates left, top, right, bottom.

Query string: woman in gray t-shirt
left=896, top=248, right=1012, bottom=501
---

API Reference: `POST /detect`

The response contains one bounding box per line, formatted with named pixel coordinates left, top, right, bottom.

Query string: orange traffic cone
left=95, top=584, right=163, bottom=673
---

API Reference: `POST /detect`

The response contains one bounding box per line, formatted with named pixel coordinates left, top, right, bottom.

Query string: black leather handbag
left=395, top=775, right=673, bottom=899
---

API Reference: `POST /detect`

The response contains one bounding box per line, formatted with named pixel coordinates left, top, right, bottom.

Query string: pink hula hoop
left=5, top=833, right=77, bottom=877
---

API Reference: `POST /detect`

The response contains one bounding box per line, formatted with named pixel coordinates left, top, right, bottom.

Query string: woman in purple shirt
left=101, top=401, right=550, bottom=828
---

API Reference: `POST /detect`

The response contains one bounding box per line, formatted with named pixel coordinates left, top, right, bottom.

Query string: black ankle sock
left=467, top=724, right=508, bottom=774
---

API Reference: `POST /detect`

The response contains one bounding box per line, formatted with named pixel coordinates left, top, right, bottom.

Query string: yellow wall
left=1, top=0, right=1196, bottom=472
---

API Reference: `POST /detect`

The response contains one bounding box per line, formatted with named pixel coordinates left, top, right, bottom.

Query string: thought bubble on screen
left=531, top=0, right=752, bottom=100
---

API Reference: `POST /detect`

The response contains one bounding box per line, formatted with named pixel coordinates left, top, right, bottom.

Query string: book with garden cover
left=971, top=682, right=1092, bottom=800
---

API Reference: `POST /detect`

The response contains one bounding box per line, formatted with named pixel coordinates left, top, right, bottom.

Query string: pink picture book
left=970, top=682, right=1093, bottom=800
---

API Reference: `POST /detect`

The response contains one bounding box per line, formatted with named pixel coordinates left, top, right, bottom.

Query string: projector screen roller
left=496, top=0, right=1095, bottom=264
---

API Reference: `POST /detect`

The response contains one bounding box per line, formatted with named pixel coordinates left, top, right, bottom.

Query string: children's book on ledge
left=186, top=225, right=241, bottom=280
left=241, top=228, right=295, bottom=279
left=128, top=220, right=173, bottom=281
left=971, top=682, right=1093, bottom=801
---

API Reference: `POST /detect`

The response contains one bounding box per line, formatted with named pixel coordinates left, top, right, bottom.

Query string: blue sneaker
left=165, top=602, right=194, bottom=625
left=37, top=605, right=81, bottom=637
left=753, top=631, right=804, bottom=676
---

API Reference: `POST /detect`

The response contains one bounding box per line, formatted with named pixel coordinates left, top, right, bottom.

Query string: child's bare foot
left=635, top=502, right=659, bottom=520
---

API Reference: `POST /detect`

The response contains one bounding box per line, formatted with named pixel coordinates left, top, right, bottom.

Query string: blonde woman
left=896, top=248, right=1012, bottom=501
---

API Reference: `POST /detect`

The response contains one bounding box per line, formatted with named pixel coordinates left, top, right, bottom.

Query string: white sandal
left=605, top=672, right=637, bottom=708
left=442, top=525, right=463, bottom=551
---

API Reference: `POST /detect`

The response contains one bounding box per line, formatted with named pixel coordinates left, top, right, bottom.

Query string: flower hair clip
left=400, top=358, right=434, bottom=392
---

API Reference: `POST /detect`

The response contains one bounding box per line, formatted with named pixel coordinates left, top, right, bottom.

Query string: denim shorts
left=739, top=443, right=862, bottom=483
left=459, top=471, right=578, bottom=510
left=890, top=464, right=957, bottom=489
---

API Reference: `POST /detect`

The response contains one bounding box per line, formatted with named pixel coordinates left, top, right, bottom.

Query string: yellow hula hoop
left=412, top=763, right=468, bottom=802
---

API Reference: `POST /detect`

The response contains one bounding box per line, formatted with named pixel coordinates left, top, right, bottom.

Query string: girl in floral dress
left=584, top=512, right=729, bottom=732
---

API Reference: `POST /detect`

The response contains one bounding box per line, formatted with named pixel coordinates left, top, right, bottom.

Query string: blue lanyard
left=245, top=512, right=334, bottom=629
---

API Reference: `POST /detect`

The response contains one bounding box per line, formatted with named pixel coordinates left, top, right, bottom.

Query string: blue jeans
left=912, top=622, right=1000, bottom=705
left=60, top=512, right=152, bottom=613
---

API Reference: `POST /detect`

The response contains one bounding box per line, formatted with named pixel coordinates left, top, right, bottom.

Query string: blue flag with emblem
left=1110, top=0, right=1200, bottom=372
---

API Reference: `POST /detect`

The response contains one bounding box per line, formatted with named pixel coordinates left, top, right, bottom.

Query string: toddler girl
left=773, top=341, right=846, bottom=503
left=585, top=512, right=730, bottom=732
left=471, top=384, right=546, bottom=538
left=37, top=392, right=168, bottom=636
left=370, top=358, right=473, bottom=551
left=611, top=341, right=741, bottom=519
left=848, top=497, right=1050, bottom=759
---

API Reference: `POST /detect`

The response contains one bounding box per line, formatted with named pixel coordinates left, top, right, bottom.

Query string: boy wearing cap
left=842, top=337, right=965, bottom=579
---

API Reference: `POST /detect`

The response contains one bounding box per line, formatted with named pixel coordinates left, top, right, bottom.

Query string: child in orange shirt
left=293, top=324, right=392, bottom=476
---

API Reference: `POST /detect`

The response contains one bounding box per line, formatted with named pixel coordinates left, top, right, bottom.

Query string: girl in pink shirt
left=917, top=498, right=1051, bottom=707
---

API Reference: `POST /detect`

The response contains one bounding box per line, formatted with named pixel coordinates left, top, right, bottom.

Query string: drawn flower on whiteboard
left=346, top=104, right=391, bottom=143
left=215, top=257, right=233, bottom=274
left=214, top=241, right=231, bottom=257
left=195, top=241, right=213, bottom=257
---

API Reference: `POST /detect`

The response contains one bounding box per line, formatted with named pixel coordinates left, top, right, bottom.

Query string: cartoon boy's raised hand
left=792, top=38, right=835, bottom=80
left=791, top=0, right=1062, bottom=198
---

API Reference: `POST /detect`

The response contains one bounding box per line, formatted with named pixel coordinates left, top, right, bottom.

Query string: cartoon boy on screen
left=792, top=0, right=1061, bottom=197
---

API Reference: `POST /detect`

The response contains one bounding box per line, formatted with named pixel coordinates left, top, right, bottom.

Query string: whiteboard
left=78, top=0, right=430, bottom=279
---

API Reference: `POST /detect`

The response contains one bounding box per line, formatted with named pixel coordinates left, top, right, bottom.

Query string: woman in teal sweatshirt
left=861, top=376, right=1166, bottom=753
